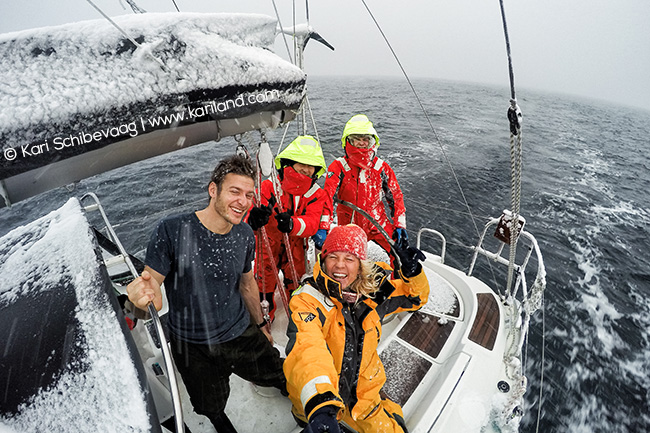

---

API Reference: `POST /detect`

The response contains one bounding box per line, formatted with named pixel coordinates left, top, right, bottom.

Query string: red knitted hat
left=321, top=224, right=368, bottom=261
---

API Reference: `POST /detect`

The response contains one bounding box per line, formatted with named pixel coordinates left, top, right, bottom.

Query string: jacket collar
left=313, top=258, right=343, bottom=301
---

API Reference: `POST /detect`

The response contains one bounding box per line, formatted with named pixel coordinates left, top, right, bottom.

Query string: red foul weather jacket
left=257, top=177, right=329, bottom=292
left=323, top=156, right=406, bottom=246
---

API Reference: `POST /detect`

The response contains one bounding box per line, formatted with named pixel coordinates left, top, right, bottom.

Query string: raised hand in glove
left=392, top=227, right=409, bottom=249
left=247, top=204, right=273, bottom=231
left=393, top=244, right=426, bottom=278
left=307, top=406, right=341, bottom=433
left=312, top=229, right=327, bottom=250
left=275, top=212, right=293, bottom=233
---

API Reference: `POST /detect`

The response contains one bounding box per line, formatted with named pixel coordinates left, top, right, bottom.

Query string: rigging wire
left=499, top=0, right=517, bottom=101
left=535, top=292, right=546, bottom=433
left=304, top=95, right=321, bottom=145
left=361, top=0, right=543, bottom=427
left=359, top=0, right=498, bottom=283
left=498, top=0, right=523, bottom=297
left=170, top=0, right=180, bottom=12
left=498, top=1, right=544, bottom=429
left=85, top=0, right=169, bottom=72
left=123, top=0, right=146, bottom=14
left=358, top=0, right=483, bottom=245
left=271, top=0, right=294, bottom=63
left=292, top=0, right=297, bottom=65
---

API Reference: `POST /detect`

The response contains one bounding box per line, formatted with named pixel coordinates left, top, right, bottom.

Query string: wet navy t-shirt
left=145, top=212, right=255, bottom=344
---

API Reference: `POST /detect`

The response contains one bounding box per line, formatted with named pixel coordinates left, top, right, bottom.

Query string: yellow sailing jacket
left=284, top=260, right=429, bottom=422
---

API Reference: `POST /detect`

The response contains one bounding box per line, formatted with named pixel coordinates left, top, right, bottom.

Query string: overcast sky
left=2, top=0, right=649, bottom=112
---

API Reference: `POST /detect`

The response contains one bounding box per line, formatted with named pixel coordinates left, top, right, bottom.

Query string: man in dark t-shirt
left=127, top=155, right=285, bottom=433
left=146, top=213, right=254, bottom=344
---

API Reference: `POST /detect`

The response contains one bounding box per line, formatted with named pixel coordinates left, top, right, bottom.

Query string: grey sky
left=2, top=0, right=649, bottom=112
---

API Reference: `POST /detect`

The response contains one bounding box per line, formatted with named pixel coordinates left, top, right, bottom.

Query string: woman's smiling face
left=323, top=251, right=360, bottom=290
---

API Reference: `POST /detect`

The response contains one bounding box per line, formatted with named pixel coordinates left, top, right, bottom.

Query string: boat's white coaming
left=378, top=252, right=525, bottom=433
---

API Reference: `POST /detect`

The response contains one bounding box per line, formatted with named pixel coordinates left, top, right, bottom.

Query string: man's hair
left=208, top=154, right=257, bottom=196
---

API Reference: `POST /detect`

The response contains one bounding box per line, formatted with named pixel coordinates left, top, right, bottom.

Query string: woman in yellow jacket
left=284, top=224, right=429, bottom=433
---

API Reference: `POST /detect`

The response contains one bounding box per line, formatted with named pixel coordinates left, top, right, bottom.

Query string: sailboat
left=0, top=5, right=546, bottom=433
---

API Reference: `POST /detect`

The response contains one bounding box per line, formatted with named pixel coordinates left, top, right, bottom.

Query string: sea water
left=1, top=77, right=648, bottom=433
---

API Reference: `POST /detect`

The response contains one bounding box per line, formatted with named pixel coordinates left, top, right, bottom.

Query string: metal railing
left=80, top=192, right=185, bottom=433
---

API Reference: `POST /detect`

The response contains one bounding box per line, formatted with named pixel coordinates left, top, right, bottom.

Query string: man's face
left=211, top=173, right=255, bottom=226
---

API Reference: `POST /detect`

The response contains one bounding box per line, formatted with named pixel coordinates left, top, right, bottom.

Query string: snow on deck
left=367, top=241, right=457, bottom=315
left=0, top=199, right=153, bottom=432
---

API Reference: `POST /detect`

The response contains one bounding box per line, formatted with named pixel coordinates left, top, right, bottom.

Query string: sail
left=0, top=199, right=160, bottom=431
left=0, top=12, right=306, bottom=208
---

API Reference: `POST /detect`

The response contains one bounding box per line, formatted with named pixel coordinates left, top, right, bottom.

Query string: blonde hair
left=348, top=259, right=382, bottom=298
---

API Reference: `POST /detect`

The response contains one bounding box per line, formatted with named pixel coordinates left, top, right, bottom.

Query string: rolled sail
left=0, top=12, right=306, bottom=207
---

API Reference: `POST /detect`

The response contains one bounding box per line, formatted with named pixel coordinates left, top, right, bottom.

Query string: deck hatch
left=396, top=311, right=456, bottom=358
left=468, top=293, right=500, bottom=350
left=380, top=340, right=432, bottom=406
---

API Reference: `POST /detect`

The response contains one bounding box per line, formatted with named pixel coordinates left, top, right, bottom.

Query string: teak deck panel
left=468, top=293, right=500, bottom=350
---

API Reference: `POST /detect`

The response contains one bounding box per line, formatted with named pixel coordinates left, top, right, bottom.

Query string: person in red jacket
left=322, top=114, right=408, bottom=254
left=248, top=135, right=330, bottom=321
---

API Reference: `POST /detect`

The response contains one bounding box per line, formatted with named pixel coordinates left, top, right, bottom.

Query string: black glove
left=393, top=244, right=426, bottom=278
left=275, top=212, right=293, bottom=233
left=248, top=205, right=272, bottom=231
left=307, top=406, right=341, bottom=433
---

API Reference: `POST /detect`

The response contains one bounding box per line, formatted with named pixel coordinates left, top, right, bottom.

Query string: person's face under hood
left=345, top=140, right=376, bottom=169
left=280, top=164, right=314, bottom=195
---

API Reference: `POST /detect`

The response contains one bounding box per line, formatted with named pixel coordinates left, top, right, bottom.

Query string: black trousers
left=170, top=322, right=286, bottom=422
